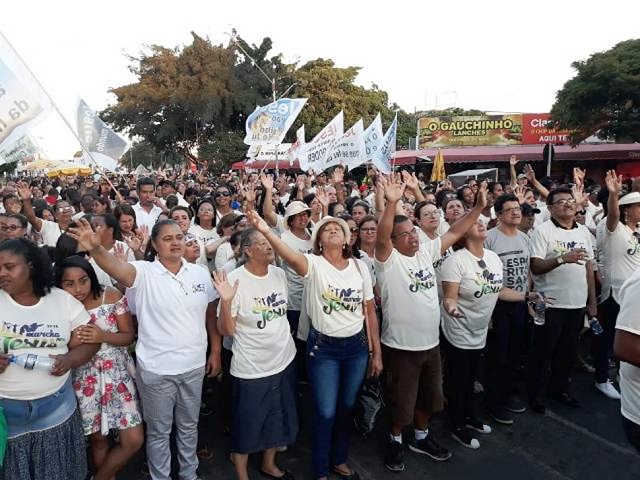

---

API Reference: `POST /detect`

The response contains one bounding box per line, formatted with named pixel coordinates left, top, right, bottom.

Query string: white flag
left=287, top=125, right=306, bottom=164
left=364, top=113, right=383, bottom=164
left=244, top=98, right=307, bottom=146
left=76, top=99, right=130, bottom=171
left=0, top=58, right=50, bottom=163
left=373, top=114, right=397, bottom=174
left=298, top=111, right=343, bottom=173
left=323, top=119, right=366, bottom=171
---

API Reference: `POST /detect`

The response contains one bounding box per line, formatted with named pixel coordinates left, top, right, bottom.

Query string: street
left=120, top=368, right=640, bottom=480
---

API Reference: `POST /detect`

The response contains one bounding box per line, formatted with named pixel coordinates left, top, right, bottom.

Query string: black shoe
left=384, top=440, right=405, bottom=472
left=464, top=417, right=492, bottom=434
left=451, top=427, right=480, bottom=450
left=408, top=433, right=452, bottom=461
left=331, top=467, right=361, bottom=480
left=550, top=392, right=580, bottom=408
left=504, top=395, right=527, bottom=414
left=260, top=469, right=295, bottom=480
left=487, top=408, right=514, bottom=426
left=529, top=397, right=546, bottom=414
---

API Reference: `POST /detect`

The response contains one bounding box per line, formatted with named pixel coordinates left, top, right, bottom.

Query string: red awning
left=231, top=143, right=640, bottom=170
left=395, top=143, right=640, bottom=164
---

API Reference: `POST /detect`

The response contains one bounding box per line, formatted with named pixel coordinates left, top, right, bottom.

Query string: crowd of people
left=0, top=158, right=639, bottom=480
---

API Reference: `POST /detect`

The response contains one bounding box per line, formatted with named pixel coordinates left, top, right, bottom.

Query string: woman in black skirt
left=214, top=227, right=298, bottom=480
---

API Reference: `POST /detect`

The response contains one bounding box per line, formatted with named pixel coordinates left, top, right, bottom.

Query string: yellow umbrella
left=46, top=165, right=93, bottom=178
left=430, top=149, right=446, bottom=182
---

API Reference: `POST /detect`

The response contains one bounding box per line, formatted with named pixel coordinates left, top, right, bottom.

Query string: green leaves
left=551, top=39, right=640, bottom=144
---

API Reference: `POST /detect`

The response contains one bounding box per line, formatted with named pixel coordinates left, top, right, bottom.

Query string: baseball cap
left=521, top=203, right=541, bottom=216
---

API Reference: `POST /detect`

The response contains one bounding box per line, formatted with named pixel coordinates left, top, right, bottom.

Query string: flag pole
left=0, top=30, right=122, bottom=198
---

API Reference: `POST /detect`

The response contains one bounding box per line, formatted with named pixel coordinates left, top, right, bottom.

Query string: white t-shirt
left=530, top=219, right=594, bottom=309
left=280, top=230, right=313, bottom=311
left=189, top=224, right=220, bottom=246
left=597, top=220, right=640, bottom=303
left=441, top=248, right=503, bottom=349
left=214, top=242, right=234, bottom=270
left=131, top=259, right=218, bottom=375
left=303, top=254, right=374, bottom=338
left=225, top=265, right=296, bottom=379
left=0, top=288, right=90, bottom=400
left=375, top=239, right=441, bottom=351
left=91, top=241, right=136, bottom=287
left=38, top=219, right=62, bottom=247
left=615, top=269, right=640, bottom=426
left=133, top=203, right=162, bottom=233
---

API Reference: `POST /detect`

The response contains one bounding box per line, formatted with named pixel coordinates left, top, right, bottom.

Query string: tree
left=550, top=39, right=640, bottom=144
left=101, top=32, right=283, bottom=170
left=124, top=141, right=184, bottom=170
left=289, top=59, right=397, bottom=139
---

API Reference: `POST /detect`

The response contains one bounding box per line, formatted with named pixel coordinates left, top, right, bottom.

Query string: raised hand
left=509, top=155, right=519, bottom=166
left=605, top=169, right=623, bottom=195
left=401, top=170, right=419, bottom=190
left=67, top=218, right=102, bottom=252
left=113, top=242, right=128, bottom=262
left=259, top=172, right=274, bottom=191
left=571, top=183, right=588, bottom=207
left=316, top=186, right=329, bottom=207
left=212, top=269, right=239, bottom=302
left=573, top=167, right=586, bottom=187
left=331, top=166, right=345, bottom=185
left=514, top=185, right=526, bottom=204
left=379, top=174, right=406, bottom=203
left=475, top=181, right=488, bottom=209
left=17, top=181, right=32, bottom=201
left=124, top=235, right=142, bottom=254
left=245, top=209, right=270, bottom=233
left=523, top=164, right=536, bottom=183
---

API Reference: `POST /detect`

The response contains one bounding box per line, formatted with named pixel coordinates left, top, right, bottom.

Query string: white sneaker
left=595, top=381, right=621, bottom=400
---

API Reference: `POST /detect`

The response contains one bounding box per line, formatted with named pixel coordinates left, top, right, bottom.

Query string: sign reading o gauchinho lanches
left=417, top=113, right=571, bottom=148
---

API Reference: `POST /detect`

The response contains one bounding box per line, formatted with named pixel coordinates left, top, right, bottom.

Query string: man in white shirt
left=132, top=177, right=164, bottom=232
left=375, top=176, right=487, bottom=472
left=613, top=269, right=640, bottom=453
left=529, top=187, right=598, bottom=413
left=159, top=179, right=190, bottom=207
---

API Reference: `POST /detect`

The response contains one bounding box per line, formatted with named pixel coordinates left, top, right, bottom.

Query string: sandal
left=331, top=467, right=360, bottom=480
left=260, top=469, right=295, bottom=480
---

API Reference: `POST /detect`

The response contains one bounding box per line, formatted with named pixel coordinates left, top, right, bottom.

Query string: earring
left=319, top=244, right=323, bottom=252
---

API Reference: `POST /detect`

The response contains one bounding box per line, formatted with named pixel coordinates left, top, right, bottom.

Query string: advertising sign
left=417, top=114, right=522, bottom=148
left=521, top=113, right=571, bottom=144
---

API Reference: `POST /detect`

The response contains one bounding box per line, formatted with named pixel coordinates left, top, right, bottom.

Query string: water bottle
left=588, top=316, right=604, bottom=336
left=9, top=353, right=55, bottom=372
left=533, top=292, right=546, bottom=326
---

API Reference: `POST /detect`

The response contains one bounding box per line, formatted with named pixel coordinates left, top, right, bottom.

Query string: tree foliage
left=550, top=39, right=640, bottom=144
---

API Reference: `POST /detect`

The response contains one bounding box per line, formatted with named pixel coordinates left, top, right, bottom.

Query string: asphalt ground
left=118, top=362, right=640, bottom=480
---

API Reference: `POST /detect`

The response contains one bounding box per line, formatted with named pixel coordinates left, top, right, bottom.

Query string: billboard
left=417, top=113, right=571, bottom=148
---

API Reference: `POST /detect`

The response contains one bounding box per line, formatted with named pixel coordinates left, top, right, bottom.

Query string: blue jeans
left=0, top=377, right=76, bottom=438
left=306, top=326, right=368, bottom=478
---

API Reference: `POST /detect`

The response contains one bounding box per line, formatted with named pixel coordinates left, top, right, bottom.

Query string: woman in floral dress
left=55, top=255, right=144, bottom=480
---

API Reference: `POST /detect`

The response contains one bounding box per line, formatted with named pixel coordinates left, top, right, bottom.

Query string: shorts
left=383, top=344, right=444, bottom=427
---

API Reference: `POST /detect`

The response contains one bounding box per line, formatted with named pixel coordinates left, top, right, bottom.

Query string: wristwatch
left=557, top=256, right=565, bottom=265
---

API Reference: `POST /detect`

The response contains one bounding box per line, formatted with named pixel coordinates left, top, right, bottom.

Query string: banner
left=0, top=58, right=49, bottom=159
left=374, top=114, right=397, bottom=174
left=243, top=98, right=307, bottom=146
left=0, top=134, right=40, bottom=169
left=247, top=143, right=293, bottom=162
left=364, top=113, right=383, bottom=163
left=287, top=125, right=305, bottom=164
left=76, top=98, right=130, bottom=171
left=323, top=119, right=366, bottom=170
left=417, top=114, right=522, bottom=148
left=522, top=113, right=571, bottom=144
left=297, top=111, right=343, bottom=172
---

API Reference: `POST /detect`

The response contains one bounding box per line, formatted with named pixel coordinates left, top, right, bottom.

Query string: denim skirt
left=231, top=360, right=298, bottom=454
left=0, top=378, right=87, bottom=480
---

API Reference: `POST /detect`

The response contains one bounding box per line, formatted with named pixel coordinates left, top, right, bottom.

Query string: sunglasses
left=633, top=232, right=640, bottom=242
left=215, top=191, right=231, bottom=198
left=477, top=259, right=491, bottom=278
left=349, top=227, right=359, bottom=233
left=1, top=225, right=23, bottom=232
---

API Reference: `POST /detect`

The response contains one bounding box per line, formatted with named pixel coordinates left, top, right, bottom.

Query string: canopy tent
left=448, top=168, right=498, bottom=188
left=46, top=164, right=93, bottom=177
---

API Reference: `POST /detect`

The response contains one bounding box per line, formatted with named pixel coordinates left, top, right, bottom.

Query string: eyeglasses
left=198, top=208, right=214, bottom=214
left=392, top=226, right=419, bottom=239
left=422, top=210, right=441, bottom=218
left=360, top=227, right=377, bottom=233
left=215, top=191, right=231, bottom=198
left=552, top=198, right=576, bottom=207
left=499, top=206, right=522, bottom=214
left=349, top=227, right=359, bottom=233
left=1, top=225, right=23, bottom=232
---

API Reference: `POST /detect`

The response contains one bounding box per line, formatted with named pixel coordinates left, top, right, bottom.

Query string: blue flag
left=244, top=98, right=307, bottom=146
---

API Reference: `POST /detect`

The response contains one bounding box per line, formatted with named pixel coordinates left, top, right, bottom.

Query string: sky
left=1, top=0, right=639, bottom=158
